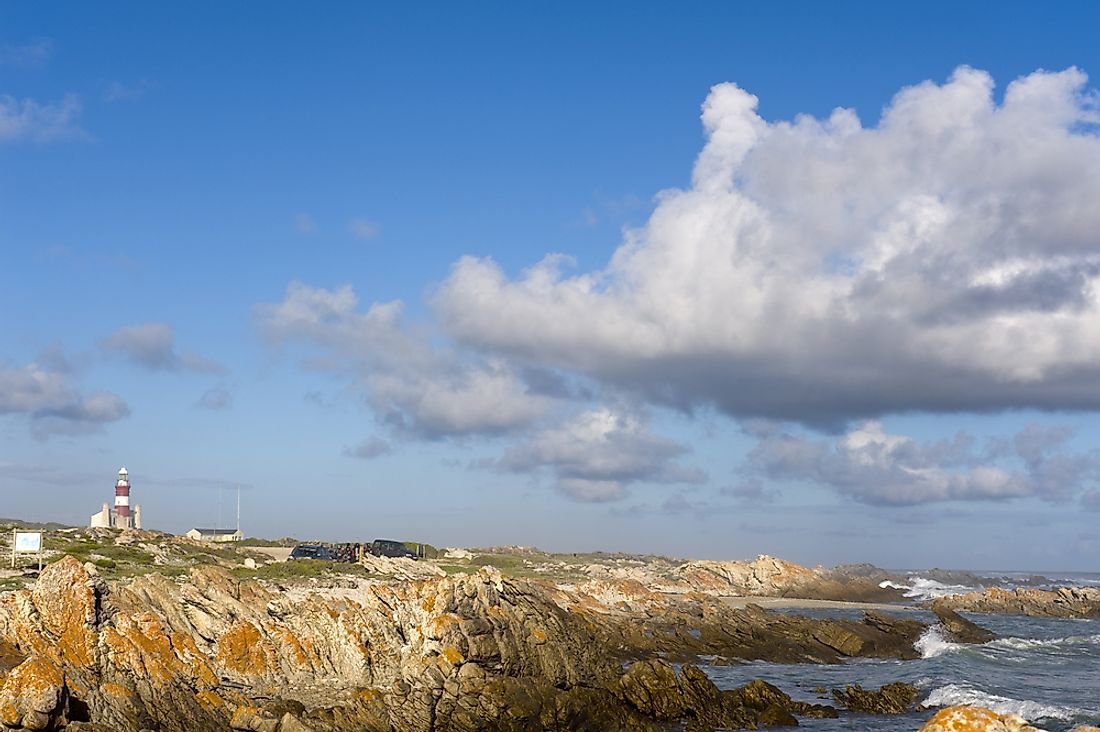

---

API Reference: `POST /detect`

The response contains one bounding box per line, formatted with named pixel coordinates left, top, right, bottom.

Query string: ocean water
left=703, top=576, right=1100, bottom=731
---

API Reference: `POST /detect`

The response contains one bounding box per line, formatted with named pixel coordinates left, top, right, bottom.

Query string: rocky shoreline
left=931, top=586, right=1100, bottom=619
left=0, top=557, right=960, bottom=731
left=1, top=542, right=1097, bottom=731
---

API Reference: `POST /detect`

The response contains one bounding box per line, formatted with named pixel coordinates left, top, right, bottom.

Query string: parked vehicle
left=369, top=539, right=418, bottom=560
left=288, top=544, right=335, bottom=561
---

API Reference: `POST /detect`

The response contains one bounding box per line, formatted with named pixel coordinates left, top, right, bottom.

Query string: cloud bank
left=745, top=421, right=1100, bottom=506
left=434, top=66, right=1100, bottom=426
left=101, top=322, right=223, bottom=373
left=0, top=362, right=129, bottom=437
left=257, top=282, right=550, bottom=439
left=499, top=407, right=705, bottom=501
left=259, top=67, right=1100, bottom=505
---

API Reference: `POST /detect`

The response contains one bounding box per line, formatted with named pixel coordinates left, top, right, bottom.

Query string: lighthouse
left=115, top=467, right=131, bottom=520
left=89, top=467, right=143, bottom=529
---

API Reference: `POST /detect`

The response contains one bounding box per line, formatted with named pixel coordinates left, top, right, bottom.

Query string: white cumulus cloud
left=256, top=282, right=551, bottom=439
left=100, top=322, right=223, bottom=373
left=499, top=407, right=706, bottom=502
left=434, top=66, right=1100, bottom=426
left=0, top=362, right=129, bottom=437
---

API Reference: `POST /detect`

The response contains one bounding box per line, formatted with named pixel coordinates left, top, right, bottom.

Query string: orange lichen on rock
left=440, top=646, right=465, bottom=666
left=169, top=631, right=219, bottom=687
left=0, top=700, right=19, bottom=727
left=0, top=655, right=66, bottom=725
left=30, top=556, right=100, bottom=669
left=421, top=596, right=436, bottom=612
left=275, top=628, right=315, bottom=668
left=216, top=621, right=276, bottom=678
left=426, top=613, right=463, bottom=640
left=103, top=613, right=180, bottom=685
left=195, top=690, right=226, bottom=711
left=919, top=705, right=1042, bottom=732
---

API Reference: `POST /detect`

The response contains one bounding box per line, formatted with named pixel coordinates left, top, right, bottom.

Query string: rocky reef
left=932, top=586, right=1100, bottom=618
left=0, top=556, right=945, bottom=732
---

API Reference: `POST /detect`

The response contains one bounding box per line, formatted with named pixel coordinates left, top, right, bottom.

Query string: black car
left=288, top=544, right=335, bottom=561
left=369, top=539, right=418, bottom=560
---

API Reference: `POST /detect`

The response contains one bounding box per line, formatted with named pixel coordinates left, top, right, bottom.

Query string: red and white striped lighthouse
left=114, top=467, right=131, bottom=519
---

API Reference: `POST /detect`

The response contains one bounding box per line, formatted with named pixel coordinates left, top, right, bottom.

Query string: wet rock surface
left=831, top=682, right=919, bottom=714
left=931, top=600, right=998, bottom=643
left=0, top=557, right=941, bottom=731
left=588, top=598, right=926, bottom=664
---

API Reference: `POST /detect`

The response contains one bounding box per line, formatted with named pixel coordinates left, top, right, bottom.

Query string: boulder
left=230, top=706, right=279, bottom=732
left=831, top=682, right=918, bottom=714
left=618, top=660, right=685, bottom=719
left=919, top=705, right=1042, bottom=731
left=931, top=601, right=998, bottom=643
left=0, top=656, right=68, bottom=730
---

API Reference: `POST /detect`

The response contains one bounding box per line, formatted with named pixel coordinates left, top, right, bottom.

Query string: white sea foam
left=924, top=683, right=1079, bottom=722
left=879, top=576, right=981, bottom=601
left=991, top=633, right=1100, bottom=651
left=915, top=625, right=959, bottom=658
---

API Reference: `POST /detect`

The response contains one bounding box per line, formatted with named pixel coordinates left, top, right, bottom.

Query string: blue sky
left=4, top=2, right=1100, bottom=571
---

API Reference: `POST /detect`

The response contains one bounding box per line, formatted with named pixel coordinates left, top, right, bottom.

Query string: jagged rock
left=618, top=660, right=686, bottom=719
left=933, top=586, right=1100, bottom=618
left=0, top=655, right=69, bottom=730
left=663, top=555, right=908, bottom=602
left=733, top=679, right=791, bottom=711
left=276, top=713, right=316, bottom=732
left=831, top=682, right=918, bottom=714
left=919, top=705, right=1042, bottom=731
left=0, top=556, right=930, bottom=732
left=757, top=704, right=798, bottom=726
left=230, top=706, right=279, bottom=732
left=931, top=600, right=997, bottom=643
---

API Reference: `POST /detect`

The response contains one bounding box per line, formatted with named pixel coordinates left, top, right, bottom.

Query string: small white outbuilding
left=185, top=528, right=244, bottom=543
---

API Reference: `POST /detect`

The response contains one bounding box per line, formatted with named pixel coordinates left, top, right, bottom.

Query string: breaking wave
left=923, top=683, right=1081, bottom=723
left=916, top=625, right=1100, bottom=660
left=915, top=625, right=958, bottom=658
left=879, top=576, right=981, bottom=601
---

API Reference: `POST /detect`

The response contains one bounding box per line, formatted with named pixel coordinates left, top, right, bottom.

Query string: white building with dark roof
left=185, top=528, right=244, bottom=543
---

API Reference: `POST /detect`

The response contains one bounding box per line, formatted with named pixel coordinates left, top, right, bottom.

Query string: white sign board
left=14, top=532, right=42, bottom=553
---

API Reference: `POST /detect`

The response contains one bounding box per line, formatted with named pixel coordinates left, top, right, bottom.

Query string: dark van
left=369, top=539, right=418, bottom=560
left=288, top=544, right=335, bottom=561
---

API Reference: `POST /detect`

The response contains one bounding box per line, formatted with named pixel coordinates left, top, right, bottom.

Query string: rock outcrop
left=616, top=661, right=835, bottom=731
left=919, top=705, right=1043, bottom=731
left=0, top=557, right=934, bottom=731
left=587, top=598, right=926, bottom=664
left=933, top=586, right=1100, bottom=618
left=666, top=555, right=907, bottom=602
left=831, top=682, right=919, bottom=714
left=930, top=601, right=998, bottom=644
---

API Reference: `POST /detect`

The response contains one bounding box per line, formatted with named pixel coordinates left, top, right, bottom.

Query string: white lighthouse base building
left=89, top=502, right=142, bottom=529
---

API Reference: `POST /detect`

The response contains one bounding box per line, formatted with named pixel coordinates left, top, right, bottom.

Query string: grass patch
left=230, top=559, right=374, bottom=582
left=471, top=554, right=526, bottom=571
left=435, top=564, right=474, bottom=575
left=238, top=537, right=298, bottom=548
